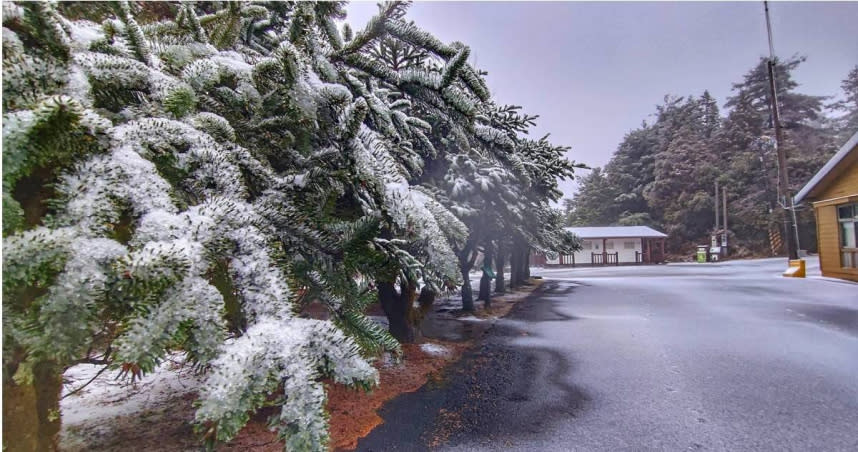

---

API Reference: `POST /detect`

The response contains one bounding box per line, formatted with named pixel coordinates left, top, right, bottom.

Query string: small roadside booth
left=793, top=130, right=858, bottom=282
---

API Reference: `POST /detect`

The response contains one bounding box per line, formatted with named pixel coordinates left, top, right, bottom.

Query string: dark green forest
left=563, top=58, right=858, bottom=257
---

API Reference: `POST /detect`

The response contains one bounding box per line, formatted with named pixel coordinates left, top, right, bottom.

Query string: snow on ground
left=419, top=343, right=450, bottom=357
left=458, top=315, right=487, bottom=322
left=60, top=353, right=202, bottom=434
left=368, top=315, right=389, bottom=327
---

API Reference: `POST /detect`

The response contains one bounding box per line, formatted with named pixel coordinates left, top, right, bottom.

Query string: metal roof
left=564, top=226, right=667, bottom=239
left=794, top=129, right=858, bottom=204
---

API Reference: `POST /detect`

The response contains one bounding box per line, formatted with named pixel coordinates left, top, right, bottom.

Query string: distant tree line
left=564, top=58, right=858, bottom=257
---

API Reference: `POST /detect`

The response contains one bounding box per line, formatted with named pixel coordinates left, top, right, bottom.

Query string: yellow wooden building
left=794, top=130, right=858, bottom=282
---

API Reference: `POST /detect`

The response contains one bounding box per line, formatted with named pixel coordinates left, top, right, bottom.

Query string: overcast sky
left=344, top=1, right=858, bottom=200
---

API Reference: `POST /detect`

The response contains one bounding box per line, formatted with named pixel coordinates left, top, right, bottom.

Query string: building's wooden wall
left=813, top=159, right=858, bottom=282
left=815, top=205, right=840, bottom=279
left=815, top=160, right=858, bottom=203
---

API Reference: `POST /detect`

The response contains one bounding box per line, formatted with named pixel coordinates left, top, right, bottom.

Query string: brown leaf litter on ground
left=326, top=340, right=471, bottom=451
left=212, top=340, right=471, bottom=452
left=323, top=280, right=543, bottom=451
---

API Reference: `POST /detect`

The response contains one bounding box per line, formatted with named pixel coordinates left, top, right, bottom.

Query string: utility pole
left=764, top=1, right=800, bottom=260
left=722, top=186, right=728, bottom=257
left=714, top=180, right=720, bottom=234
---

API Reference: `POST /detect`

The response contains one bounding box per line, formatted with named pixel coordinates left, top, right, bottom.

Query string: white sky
left=344, top=1, right=858, bottom=200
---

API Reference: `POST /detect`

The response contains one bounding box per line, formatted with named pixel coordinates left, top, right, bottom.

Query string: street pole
left=764, top=1, right=799, bottom=260
left=722, top=186, right=728, bottom=257
left=714, top=180, right=720, bottom=234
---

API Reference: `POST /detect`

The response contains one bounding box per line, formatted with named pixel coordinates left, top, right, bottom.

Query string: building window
left=605, top=241, right=614, bottom=250
left=624, top=241, right=636, bottom=249
left=839, top=203, right=858, bottom=268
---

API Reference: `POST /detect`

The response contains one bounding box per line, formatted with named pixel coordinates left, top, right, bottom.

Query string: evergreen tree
left=565, top=168, right=619, bottom=226
left=829, top=64, right=858, bottom=142
left=645, top=95, right=721, bottom=251
left=604, top=124, right=660, bottom=221
left=566, top=56, right=838, bottom=257
left=700, top=90, right=721, bottom=138
left=712, top=91, right=776, bottom=251
left=2, top=2, right=579, bottom=450
left=3, top=2, right=395, bottom=450
left=357, top=2, right=579, bottom=309
left=720, top=56, right=836, bottom=253
left=724, top=56, right=826, bottom=128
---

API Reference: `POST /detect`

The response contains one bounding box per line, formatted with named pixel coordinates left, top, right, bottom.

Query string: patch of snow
left=419, top=343, right=450, bottom=357
left=289, top=173, right=307, bottom=188
left=211, top=51, right=253, bottom=74
left=458, top=315, right=487, bottom=322
left=367, top=315, right=389, bottom=327
left=66, top=20, right=103, bottom=50
left=60, top=354, right=202, bottom=428
left=379, top=352, right=398, bottom=368
left=65, top=64, right=93, bottom=105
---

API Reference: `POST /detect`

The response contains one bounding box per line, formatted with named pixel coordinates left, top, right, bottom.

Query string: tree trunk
left=3, top=360, right=62, bottom=452
left=495, top=247, right=506, bottom=293
left=517, top=247, right=529, bottom=285
left=461, top=266, right=474, bottom=312
left=417, top=286, right=436, bottom=318
left=377, top=280, right=416, bottom=343
left=478, top=245, right=493, bottom=306
left=523, top=247, right=531, bottom=280
left=511, top=243, right=529, bottom=288
left=478, top=274, right=491, bottom=307
left=457, top=238, right=480, bottom=312
left=412, top=286, right=436, bottom=342
left=509, top=246, right=520, bottom=290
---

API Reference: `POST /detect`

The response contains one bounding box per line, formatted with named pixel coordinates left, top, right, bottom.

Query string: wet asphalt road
left=356, top=258, right=858, bottom=451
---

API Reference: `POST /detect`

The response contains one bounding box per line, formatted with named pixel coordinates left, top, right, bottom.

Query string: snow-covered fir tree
left=2, top=2, right=578, bottom=450
left=358, top=24, right=581, bottom=311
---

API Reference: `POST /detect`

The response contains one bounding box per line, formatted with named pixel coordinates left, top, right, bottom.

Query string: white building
left=544, top=226, right=668, bottom=266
